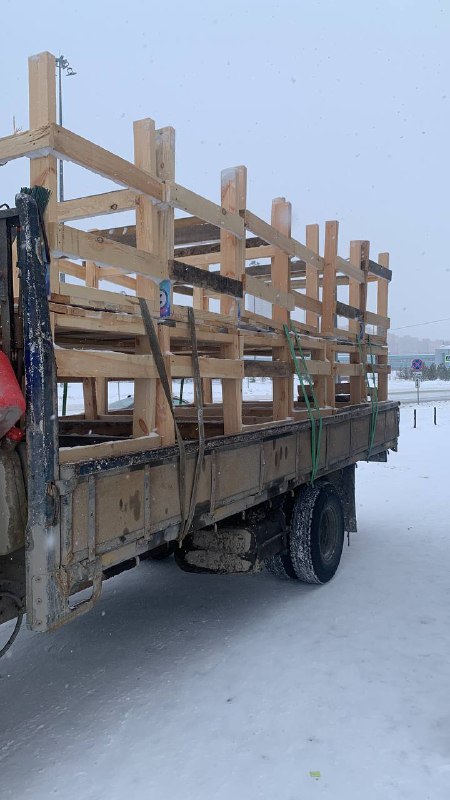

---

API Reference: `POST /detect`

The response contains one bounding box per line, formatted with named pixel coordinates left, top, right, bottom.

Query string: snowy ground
left=1, top=403, right=449, bottom=799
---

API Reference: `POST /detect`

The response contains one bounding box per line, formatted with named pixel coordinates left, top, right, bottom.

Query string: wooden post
left=193, top=287, right=213, bottom=403
left=83, top=259, right=108, bottom=416
left=305, top=222, right=325, bottom=407
left=155, top=126, right=176, bottom=446
left=28, top=52, right=58, bottom=292
left=322, top=221, right=339, bottom=408
left=133, top=118, right=159, bottom=437
left=349, top=240, right=369, bottom=403
left=377, top=251, right=390, bottom=401
left=271, top=197, right=292, bottom=420
left=220, top=166, right=247, bottom=435
left=305, top=223, right=320, bottom=331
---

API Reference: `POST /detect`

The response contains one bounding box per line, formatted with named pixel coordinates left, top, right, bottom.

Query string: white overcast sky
left=1, top=0, right=449, bottom=337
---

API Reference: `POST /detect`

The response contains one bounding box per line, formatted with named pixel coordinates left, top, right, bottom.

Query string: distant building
left=435, top=344, right=450, bottom=366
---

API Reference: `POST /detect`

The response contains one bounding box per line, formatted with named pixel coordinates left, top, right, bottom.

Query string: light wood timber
left=305, top=224, right=320, bottom=329
left=28, top=53, right=58, bottom=292
left=166, top=182, right=245, bottom=239
left=50, top=223, right=166, bottom=281
left=133, top=118, right=159, bottom=438
left=59, top=433, right=161, bottom=464
left=376, top=252, right=390, bottom=400
left=220, top=166, right=247, bottom=435
left=245, top=210, right=323, bottom=272
left=349, top=241, right=369, bottom=404
left=58, top=189, right=138, bottom=221
left=322, top=221, right=339, bottom=407
left=271, top=197, right=293, bottom=420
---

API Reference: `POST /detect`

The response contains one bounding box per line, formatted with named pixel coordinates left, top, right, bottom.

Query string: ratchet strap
left=139, top=298, right=187, bottom=538
left=284, top=324, right=323, bottom=485
left=357, top=334, right=379, bottom=459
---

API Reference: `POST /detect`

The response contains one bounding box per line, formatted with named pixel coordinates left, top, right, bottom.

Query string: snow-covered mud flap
left=174, top=507, right=286, bottom=574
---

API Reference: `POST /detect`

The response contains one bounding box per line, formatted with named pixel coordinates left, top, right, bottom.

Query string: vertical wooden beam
left=28, top=52, right=58, bottom=292
left=84, top=259, right=108, bottom=415
left=305, top=224, right=320, bottom=330
left=193, top=287, right=213, bottom=403
left=155, top=126, right=176, bottom=446
left=220, top=166, right=247, bottom=435
left=271, top=197, right=292, bottom=420
left=133, top=118, right=159, bottom=437
left=85, top=259, right=98, bottom=289
left=322, top=221, right=339, bottom=408
left=377, top=251, right=390, bottom=401
left=306, top=223, right=325, bottom=406
left=349, top=240, right=370, bottom=403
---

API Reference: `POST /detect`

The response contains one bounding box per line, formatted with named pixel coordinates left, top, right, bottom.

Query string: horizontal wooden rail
left=165, top=182, right=245, bottom=239
left=58, top=189, right=138, bottom=221
left=244, top=210, right=323, bottom=272
left=0, top=124, right=52, bottom=164
left=244, top=274, right=294, bottom=311
left=51, top=224, right=166, bottom=281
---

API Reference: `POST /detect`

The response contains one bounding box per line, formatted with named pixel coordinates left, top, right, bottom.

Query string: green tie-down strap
left=357, top=334, right=379, bottom=459
left=283, top=324, right=323, bottom=485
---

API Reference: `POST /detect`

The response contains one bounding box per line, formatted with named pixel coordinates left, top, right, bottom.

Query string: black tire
left=289, top=484, right=344, bottom=583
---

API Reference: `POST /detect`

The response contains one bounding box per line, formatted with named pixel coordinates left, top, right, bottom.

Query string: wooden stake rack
left=0, top=52, right=392, bottom=464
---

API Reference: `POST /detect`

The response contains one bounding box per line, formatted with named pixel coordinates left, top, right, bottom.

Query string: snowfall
left=1, top=395, right=449, bottom=799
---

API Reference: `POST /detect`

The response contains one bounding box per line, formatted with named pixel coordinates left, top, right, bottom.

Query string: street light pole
left=55, top=55, right=76, bottom=204
left=55, top=55, right=76, bottom=415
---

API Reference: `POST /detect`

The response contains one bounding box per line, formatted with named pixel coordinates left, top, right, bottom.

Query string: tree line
left=396, top=364, right=450, bottom=381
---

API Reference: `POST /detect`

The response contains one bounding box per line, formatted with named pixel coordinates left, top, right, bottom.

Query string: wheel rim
left=318, top=504, right=340, bottom=564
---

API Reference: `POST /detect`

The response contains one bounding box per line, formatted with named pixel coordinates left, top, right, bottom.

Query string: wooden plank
left=51, top=124, right=164, bottom=201
left=305, top=224, right=320, bottom=329
left=271, top=197, right=292, bottom=421
left=244, top=360, right=292, bottom=378
left=59, top=433, right=161, bottom=464
left=349, top=240, right=370, bottom=403
left=322, top=221, right=339, bottom=334
left=170, top=355, right=243, bottom=379
left=50, top=223, right=166, bottom=281
left=365, top=310, right=390, bottom=329
left=155, top=126, right=176, bottom=446
left=55, top=349, right=158, bottom=380
left=336, top=255, right=365, bottom=283
left=166, top=182, right=245, bottom=239
left=292, top=290, right=323, bottom=315
left=369, top=258, right=392, bottom=282
left=244, top=210, right=323, bottom=272
left=28, top=53, right=59, bottom=293
left=220, top=166, right=247, bottom=435
left=0, top=124, right=53, bottom=165
left=58, top=189, right=138, bottom=221
left=377, top=252, right=390, bottom=400
left=133, top=118, right=159, bottom=438
left=51, top=285, right=139, bottom=313
left=322, top=221, right=339, bottom=407
left=170, top=260, right=243, bottom=297
left=244, top=272, right=294, bottom=310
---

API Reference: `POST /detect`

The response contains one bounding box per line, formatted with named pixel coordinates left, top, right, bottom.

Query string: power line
left=391, top=316, right=450, bottom=332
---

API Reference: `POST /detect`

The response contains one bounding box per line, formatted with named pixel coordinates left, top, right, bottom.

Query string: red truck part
left=0, top=353, right=26, bottom=439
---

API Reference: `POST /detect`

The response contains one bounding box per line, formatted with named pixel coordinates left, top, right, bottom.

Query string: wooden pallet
left=0, top=51, right=391, bottom=461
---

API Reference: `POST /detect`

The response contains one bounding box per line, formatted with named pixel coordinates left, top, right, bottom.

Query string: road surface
left=0, top=406, right=449, bottom=800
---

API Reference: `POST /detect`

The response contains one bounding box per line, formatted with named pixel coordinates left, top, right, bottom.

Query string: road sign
left=411, top=358, right=424, bottom=371
left=445, top=354, right=450, bottom=364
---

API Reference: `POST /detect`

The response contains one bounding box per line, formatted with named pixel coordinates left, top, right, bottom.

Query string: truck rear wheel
left=265, top=484, right=344, bottom=584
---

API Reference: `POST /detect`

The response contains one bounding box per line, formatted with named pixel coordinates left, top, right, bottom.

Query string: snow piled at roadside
left=0, top=404, right=449, bottom=799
